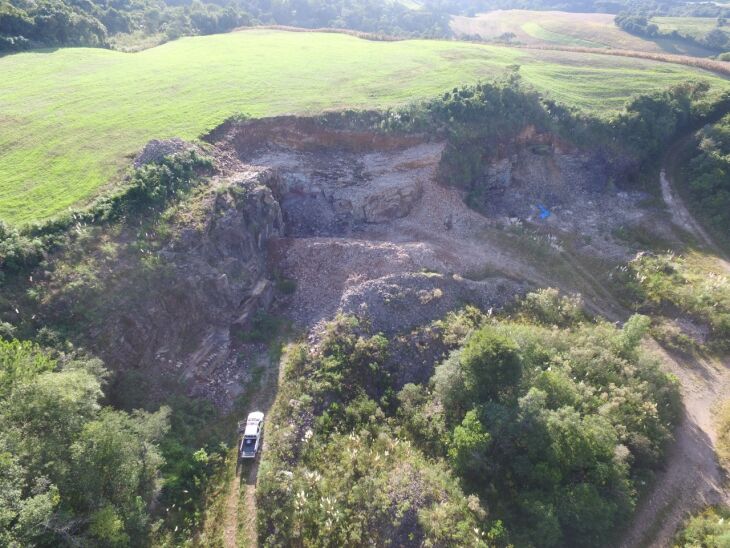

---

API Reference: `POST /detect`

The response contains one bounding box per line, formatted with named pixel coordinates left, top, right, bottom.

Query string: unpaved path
left=661, top=131, right=730, bottom=271
left=222, top=350, right=281, bottom=548
left=660, top=168, right=728, bottom=264
left=620, top=162, right=730, bottom=547
left=621, top=346, right=730, bottom=547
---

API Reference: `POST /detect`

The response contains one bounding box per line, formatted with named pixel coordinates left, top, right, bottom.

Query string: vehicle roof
left=243, top=412, right=263, bottom=436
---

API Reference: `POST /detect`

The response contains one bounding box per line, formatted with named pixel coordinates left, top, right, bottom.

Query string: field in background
left=653, top=15, right=730, bottom=43
left=1, top=28, right=729, bottom=224
left=452, top=10, right=717, bottom=56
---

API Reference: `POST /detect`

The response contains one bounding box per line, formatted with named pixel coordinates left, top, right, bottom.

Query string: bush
left=674, top=506, right=730, bottom=547
left=518, top=288, right=585, bottom=327
left=459, top=325, right=522, bottom=403
left=628, top=252, right=730, bottom=350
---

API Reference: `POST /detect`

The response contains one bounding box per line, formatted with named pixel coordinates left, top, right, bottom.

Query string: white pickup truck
left=238, top=411, right=264, bottom=460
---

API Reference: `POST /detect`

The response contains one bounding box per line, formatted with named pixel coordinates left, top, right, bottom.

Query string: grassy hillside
left=452, top=10, right=716, bottom=56
left=653, top=16, right=730, bottom=42
left=1, top=29, right=729, bottom=224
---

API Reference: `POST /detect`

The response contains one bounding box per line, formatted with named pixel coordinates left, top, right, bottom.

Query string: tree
left=0, top=340, right=169, bottom=545
left=460, top=326, right=522, bottom=403
left=449, top=410, right=491, bottom=485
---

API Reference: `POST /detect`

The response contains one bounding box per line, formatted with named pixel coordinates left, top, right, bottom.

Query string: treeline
left=684, top=113, right=730, bottom=242
left=257, top=291, right=681, bottom=546
left=239, top=0, right=450, bottom=36
left=425, top=0, right=730, bottom=16
left=7, top=0, right=730, bottom=53
left=0, top=0, right=252, bottom=51
left=620, top=0, right=730, bottom=18
left=0, top=337, right=234, bottom=546
left=0, top=0, right=452, bottom=53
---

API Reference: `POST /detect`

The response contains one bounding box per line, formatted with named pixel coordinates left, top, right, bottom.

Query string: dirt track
left=619, top=165, right=730, bottom=547
left=222, top=351, right=280, bottom=548
left=620, top=345, right=730, bottom=547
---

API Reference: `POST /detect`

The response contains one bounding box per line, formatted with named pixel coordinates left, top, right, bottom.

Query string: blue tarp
left=538, top=204, right=551, bottom=219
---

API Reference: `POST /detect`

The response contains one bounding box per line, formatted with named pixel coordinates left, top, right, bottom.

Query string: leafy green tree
left=460, top=325, right=522, bottom=403
left=449, top=409, right=491, bottom=484
left=0, top=339, right=169, bottom=546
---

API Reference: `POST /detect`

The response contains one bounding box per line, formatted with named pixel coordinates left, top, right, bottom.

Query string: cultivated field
left=1, top=28, right=729, bottom=224
left=452, top=10, right=716, bottom=56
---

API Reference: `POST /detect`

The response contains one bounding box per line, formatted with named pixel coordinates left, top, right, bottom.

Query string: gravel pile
left=340, top=272, right=522, bottom=334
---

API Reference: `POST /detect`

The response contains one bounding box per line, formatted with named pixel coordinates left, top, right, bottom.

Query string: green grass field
left=451, top=10, right=717, bottom=56
left=1, top=29, right=729, bottom=224
left=652, top=16, right=727, bottom=39
left=652, top=16, right=730, bottom=48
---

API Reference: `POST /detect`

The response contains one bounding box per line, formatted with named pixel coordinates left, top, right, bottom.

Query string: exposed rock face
left=481, top=146, right=622, bottom=213
left=213, top=116, right=441, bottom=235
left=474, top=140, right=669, bottom=259
left=95, top=169, right=283, bottom=386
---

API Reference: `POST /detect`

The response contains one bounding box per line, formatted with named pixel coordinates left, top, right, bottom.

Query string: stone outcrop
left=92, top=168, right=283, bottom=384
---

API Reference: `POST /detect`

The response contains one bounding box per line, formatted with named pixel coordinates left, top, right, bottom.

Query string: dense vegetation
left=258, top=291, right=681, bottom=547
left=0, top=339, right=169, bottom=545
left=0, top=0, right=252, bottom=51
left=0, top=337, right=240, bottom=546
left=683, top=113, right=730, bottom=242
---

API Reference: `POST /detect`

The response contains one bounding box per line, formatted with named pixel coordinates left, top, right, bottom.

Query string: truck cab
left=239, top=411, right=264, bottom=460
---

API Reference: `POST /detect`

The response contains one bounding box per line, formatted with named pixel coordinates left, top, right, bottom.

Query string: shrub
left=674, top=506, right=730, bottom=547
left=459, top=325, right=522, bottom=404
left=518, top=288, right=585, bottom=327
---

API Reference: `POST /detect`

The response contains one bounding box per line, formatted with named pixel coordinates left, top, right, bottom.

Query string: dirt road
left=620, top=164, right=730, bottom=547
left=660, top=169, right=728, bottom=264
left=620, top=345, right=730, bottom=547
left=222, top=350, right=281, bottom=548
